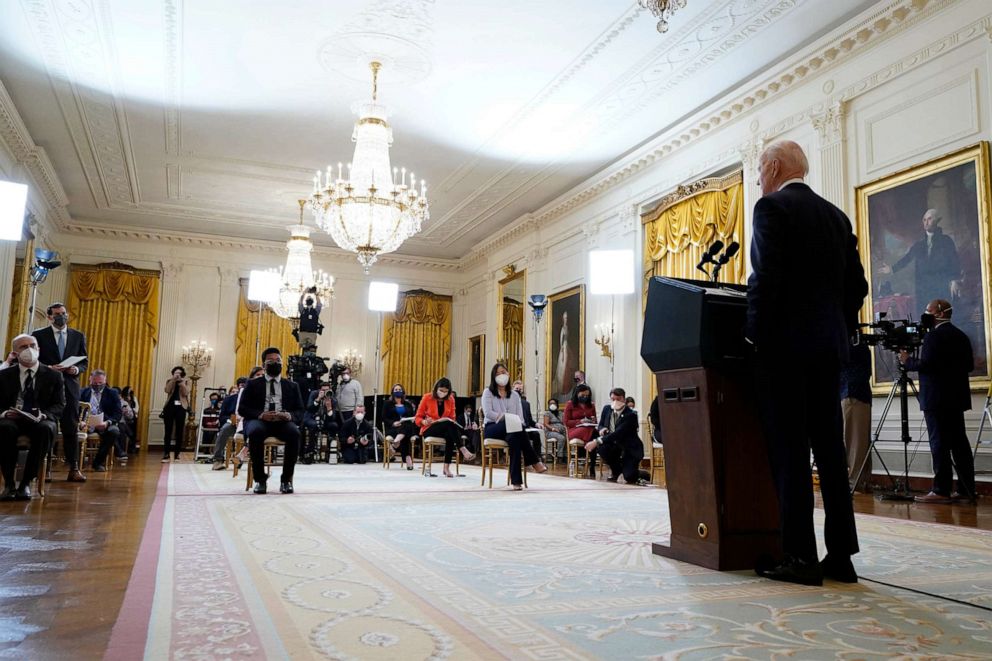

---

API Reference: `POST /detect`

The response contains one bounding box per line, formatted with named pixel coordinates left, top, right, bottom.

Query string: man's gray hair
left=10, top=333, right=35, bottom=349
left=91, top=369, right=107, bottom=378
left=761, top=140, right=809, bottom=177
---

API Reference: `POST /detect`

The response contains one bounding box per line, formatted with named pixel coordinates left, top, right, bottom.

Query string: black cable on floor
left=861, top=576, right=992, bottom=613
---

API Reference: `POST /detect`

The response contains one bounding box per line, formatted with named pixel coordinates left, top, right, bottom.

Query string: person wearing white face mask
left=0, top=334, right=66, bottom=500
left=335, top=367, right=364, bottom=421
left=542, top=398, right=567, bottom=462
left=481, top=364, right=546, bottom=489
left=339, top=404, right=380, bottom=464
left=590, top=387, right=644, bottom=485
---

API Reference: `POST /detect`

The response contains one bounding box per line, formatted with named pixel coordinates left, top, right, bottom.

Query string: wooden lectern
left=641, top=277, right=780, bottom=571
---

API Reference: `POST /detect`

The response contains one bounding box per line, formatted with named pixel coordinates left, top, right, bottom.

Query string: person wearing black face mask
left=564, top=384, right=599, bottom=477
left=238, top=347, right=305, bottom=494
left=80, top=369, right=124, bottom=471
left=32, top=302, right=89, bottom=481
left=899, top=299, right=976, bottom=504
left=381, top=383, right=417, bottom=469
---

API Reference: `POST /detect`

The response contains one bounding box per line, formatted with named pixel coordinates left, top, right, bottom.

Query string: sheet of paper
left=56, top=355, right=85, bottom=368
left=504, top=412, right=523, bottom=433
left=9, top=408, right=42, bottom=423
left=578, top=422, right=598, bottom=427
left=87, top=412, right=104, bottom=429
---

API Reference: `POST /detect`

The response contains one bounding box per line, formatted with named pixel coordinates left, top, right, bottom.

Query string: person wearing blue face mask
left=381, top=383, right=416, bottom=470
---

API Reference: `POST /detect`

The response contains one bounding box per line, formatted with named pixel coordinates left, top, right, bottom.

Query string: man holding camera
left=747, top=141, right=867, bottom=586
left=899, top=299, right=976, bottom=504
left=296, top=288, right=323, bottom=350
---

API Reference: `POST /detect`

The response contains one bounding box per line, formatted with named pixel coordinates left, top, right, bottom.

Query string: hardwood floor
left=0, top=453, right=987, bottom=658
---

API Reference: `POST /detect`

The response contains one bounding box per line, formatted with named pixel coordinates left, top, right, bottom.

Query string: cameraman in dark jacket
left=899, top=299, right=975, bottom=503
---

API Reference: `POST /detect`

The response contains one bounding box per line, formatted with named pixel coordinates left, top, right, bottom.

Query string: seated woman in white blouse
left=481, top=363, right=547, bottom=490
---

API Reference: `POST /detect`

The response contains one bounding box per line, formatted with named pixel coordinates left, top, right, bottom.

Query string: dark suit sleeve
left=891, top=240, right=920, bottom=273
left=105, top=390, right=123, bottom=423
left=339, top=418, right=356, bottom=442
left=73, top=330, right=89, bottom=374
left=286, top=381, right=304, bottom=425
left=381, top=402, right=398, bottom=426
left=44, top=371, right=65, bottom=422
left=746, top=197, right=789, bottom=344
left=598, top=405, right=611, bottom=430
left=843, top=218, right=869, bottom=334
left=522, top=400, right=536, bottom=428
left=602, top=409, right=639, bottom=447
left=238, top=380, right=263, bottom=422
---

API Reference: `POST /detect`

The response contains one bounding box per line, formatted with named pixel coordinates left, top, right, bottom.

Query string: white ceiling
left=0, top=0, right=877, bottom=259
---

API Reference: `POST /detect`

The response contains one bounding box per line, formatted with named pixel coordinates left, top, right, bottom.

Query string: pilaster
left=214, top=267, right=241, bottom=385
left=811, top=101, right=848, bottom=211
left=149, top=261, right=184, bottom=442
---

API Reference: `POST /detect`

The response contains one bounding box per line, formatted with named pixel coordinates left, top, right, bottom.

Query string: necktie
left=57, top=331, right=65, bottom=360
left=268, top=379, right=276, bottom=412
left=611, top=411, right=619, bottom=432
left=23, top=369, right=36, bottom=411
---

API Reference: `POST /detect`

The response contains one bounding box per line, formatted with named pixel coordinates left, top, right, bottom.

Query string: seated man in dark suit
left=590, top=387, right=644, bottom=485
left=512, top=380, right=544, bottom=457
left=80, top=369, right=124, bottom=471
left=0, top=334, right=65, bottom=500
left=238, top=347, right=304, bottom=494
left=339, top=404, right=380, bottom=464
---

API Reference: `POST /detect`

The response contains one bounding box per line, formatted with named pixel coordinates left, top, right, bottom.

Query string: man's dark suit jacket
left=238, top=377, right=304, bottom=424
left=339, top=415, right=375, bottom=442
left=597, top=405, right=641, bottom=449
left=746, top=182, right=868, bottom=359
left=0, top=363, right=65, bottom=422
left=32, top=326, right=88, bottom=400
left=906, top=321, right=974, bottom=412
left=520, top=397, right=537, bottom=428
left=79, top=386, right=124, bottom=424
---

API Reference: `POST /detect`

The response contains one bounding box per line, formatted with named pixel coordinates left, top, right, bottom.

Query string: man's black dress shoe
left=755, top=555, right=823, bottom=586
left=820, top=554, right=857, bottom=583
left=253, top=481, right=267, bottom=494
left=13, top=485, right=31, bottom=501
left=280, top=481, right=294, bottom=494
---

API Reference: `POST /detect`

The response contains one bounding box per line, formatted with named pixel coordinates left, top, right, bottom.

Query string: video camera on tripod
left=856, top=312, right=928, bottom=353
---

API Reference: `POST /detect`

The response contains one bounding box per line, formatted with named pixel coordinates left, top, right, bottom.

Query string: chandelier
left=268, top=200, right=335, bottom=319
left=638, top=0, right=687, bottom=33
left=309, top=61, right=428, bottom=273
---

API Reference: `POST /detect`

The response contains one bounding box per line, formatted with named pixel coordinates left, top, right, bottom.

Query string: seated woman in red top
left=563, top=383, right=598, bottom=477
left=415, top=377, right=474, bottom=477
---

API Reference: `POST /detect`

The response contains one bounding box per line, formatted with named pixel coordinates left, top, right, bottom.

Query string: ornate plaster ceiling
left=0, top=0, right=876, bottom=259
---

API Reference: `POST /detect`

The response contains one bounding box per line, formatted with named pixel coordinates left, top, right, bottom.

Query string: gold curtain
left=642, top=173, right=746, bottom=296
left=67, top=262, right=160, bottom=444
left=501, top=299, right=524, bottom=380
left=6, top=258, right=23, bottom=346
left=234, top=279, right=297, bottom=379
left=381, top=290, right=453, bottom=395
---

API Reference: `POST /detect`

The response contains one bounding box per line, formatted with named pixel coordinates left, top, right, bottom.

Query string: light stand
left=527, top=295, right=548, bottom=412
left=24, top=249, right=62, bottom=334
left=590, top=250, right=634, bottom=392
left=368, top=281, right=399, bottom=464
left=248, top=270, right=280, bottom=363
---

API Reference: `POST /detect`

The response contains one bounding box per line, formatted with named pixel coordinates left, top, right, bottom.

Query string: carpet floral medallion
left=109, top=463, right=992, bottom=659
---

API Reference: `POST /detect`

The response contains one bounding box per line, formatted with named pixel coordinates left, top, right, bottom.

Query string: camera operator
left=297, top=288, right=323, bottom=349
left=302, top=382, right=332, bottom=463
left=898, top=299, right=976, bottom=504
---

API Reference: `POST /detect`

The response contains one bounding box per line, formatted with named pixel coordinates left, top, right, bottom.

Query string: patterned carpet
left=116, top=462, right=992, bottom=659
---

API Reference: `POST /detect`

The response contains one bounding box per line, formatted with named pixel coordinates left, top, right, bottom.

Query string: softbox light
left=0, top=181, right=28, bottom=241
left=368, top=281, right=399, bottom=312
left=589, top=249, right=635, bottom=295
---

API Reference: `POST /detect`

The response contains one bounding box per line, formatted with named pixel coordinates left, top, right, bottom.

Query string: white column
left=213, top=266, right=240, bottom=385
left=811, top=102, right=848, bottom=211
left=148, top=261, right=184, bottom=445
left=0, top=241, right=15, bottom=349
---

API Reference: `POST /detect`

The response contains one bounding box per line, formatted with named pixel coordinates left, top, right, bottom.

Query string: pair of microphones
left=696, top=239, right=740, bottom=281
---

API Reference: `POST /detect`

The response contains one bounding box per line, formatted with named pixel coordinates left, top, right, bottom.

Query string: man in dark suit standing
left=747, top=140, right=868, bottom=586
left=32, top=302, right=88, bottom=482
left=238, top=347, right=304, bottom=494
left=900, top=299, right=975, bottom=503
left=0, top=334, right=65, bottom=500
left=590, top=387, right=644, bottom=485
left=79, top=369, right=124, bottom=472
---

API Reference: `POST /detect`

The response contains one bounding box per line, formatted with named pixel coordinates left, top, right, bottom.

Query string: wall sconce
left=594, top=323, right=614, bottom=360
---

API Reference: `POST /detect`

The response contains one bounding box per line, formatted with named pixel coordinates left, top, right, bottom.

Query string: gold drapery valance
left=234, top=279, right=297, bottom=381
left=381, top=290, right=452, bottom=395
left=67, top=262, right=161, bottom=444
left=642, top=171, right=746, bottom=290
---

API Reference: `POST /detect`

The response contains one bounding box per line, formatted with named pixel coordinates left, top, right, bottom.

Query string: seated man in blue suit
left=590, top=387, right=644, bottom=485
left=238, top=347, right=304, bottom=494
left=79, top=369, right=124, bottom=471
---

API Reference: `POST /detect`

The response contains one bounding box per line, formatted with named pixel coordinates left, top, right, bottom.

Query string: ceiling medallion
left=309, top=61, right=429, bottom=273
left=638, top=0, right=688, bottom=33
left=268, top=200, right=336, bottom=320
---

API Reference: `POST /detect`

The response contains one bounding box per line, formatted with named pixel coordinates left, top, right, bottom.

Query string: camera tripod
left=850, top=360, right=920, bottom=500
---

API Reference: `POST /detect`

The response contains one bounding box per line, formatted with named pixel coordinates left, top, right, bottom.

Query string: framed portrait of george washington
left=545, top=285, right=584, bottom=404
left=856, top=141, right=992, bottom=391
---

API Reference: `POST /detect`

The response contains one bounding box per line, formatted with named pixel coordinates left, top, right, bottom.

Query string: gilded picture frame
left=468, top=334, right=485, bottom=396
left=545, top=285, right=585, bottom=405
left=856, top=141, right=992, bottom=392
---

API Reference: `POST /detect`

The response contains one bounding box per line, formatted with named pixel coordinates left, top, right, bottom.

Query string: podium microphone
left=717, top=241, right=740, bottom=264
left=696, top=240, right=725, bottom=273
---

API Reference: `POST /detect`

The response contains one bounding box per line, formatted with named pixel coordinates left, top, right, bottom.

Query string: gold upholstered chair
left=479, top=419, right=527, bottom=489
left=0, top=435, right=48, bottom=497
left=422, top=436, right=461, bottom=477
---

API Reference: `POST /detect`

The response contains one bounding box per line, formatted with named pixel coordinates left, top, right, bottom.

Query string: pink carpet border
left=103, top=464, right=169, bottom=661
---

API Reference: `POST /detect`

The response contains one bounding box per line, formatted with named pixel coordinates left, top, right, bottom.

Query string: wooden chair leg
left=245, top=460, right=253, bottom=491
left=480, top=444, right=486, bottom=486
left=36, top=454, right=47, bottom=497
